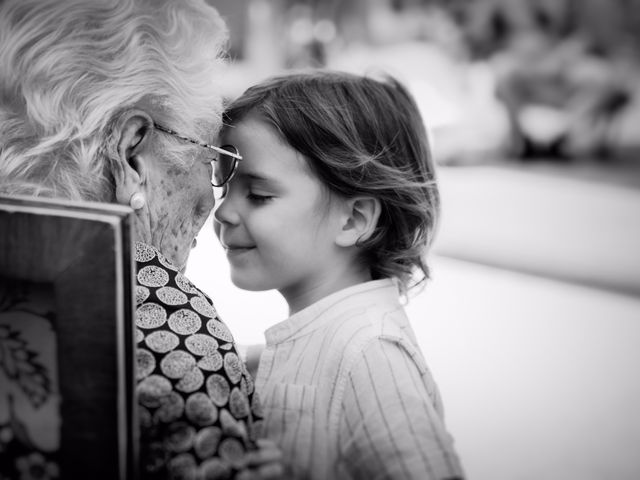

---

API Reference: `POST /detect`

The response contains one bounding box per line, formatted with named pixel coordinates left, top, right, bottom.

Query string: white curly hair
left=0, top=0, right=229, bottom=201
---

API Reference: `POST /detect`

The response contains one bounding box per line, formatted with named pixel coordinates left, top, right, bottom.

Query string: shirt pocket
left=263, top=383, right=318, bottom=478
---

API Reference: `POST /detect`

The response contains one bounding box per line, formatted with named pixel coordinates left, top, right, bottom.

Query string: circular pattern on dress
left=176, top=366, right=205, bottom=393
left=185, top=392, right=218, bottom=426
left=138, top=265, right=170, bottom=287
left=165, top=422, right=196, bottom=453
left=219, top=409, right=247, bottom=438
left=145, top=330, right=180, bottom=353
left=194, top=427, right=222, bottom=460
left=206, top=374, right=230, bottom=407
left=175, top=273, right=199, bottom=294
left=157, top=286, right=188, bottom=306
left=218, top=437, right=245, bottom=467
left=136, top=348, right=156, bottom=380
left=197, top=352, right=223, bottom=372
left=136, top=303, right=167, bottom=329
left=142, top=441, right=165, bottom=474
left=199, top=458, right=231, bottom=480
left=168, top=309, right=202, bottom=336
left=138, top=375, right=173, bottom=408
left=139, top=406, right=152, bottom=429
left=136, top=286, right=150, bottom=305
left=243, top=374, right=254, bottom=396
left=160, top=350, right=196, bottom=379
left=154, top=391, right=185, bottom=423
left=251, top=393, right=264, bottom=418
left=167, top=453, right=197, bottom=480
left=223, top=352, right=243, bottom=384
left=185, top=334, right=219, bottom=357
left=190, top=295, right=217, bottom=318
left=206, top=319, right=233, bottom=343
left=135, top=242, right=157, bottom=262
left=240, top=377, right=247, bottom=395
left=135, top=328, right=145, bottom=344
left=229, top=387, right=250, bottom=419
left=135, top=243, right=258, bottom=475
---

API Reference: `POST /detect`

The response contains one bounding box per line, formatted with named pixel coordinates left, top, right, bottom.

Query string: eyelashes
left=247, top=193, right=273, bottom=204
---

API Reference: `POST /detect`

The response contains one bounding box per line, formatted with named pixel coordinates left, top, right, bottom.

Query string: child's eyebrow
left=237, top=171, right=278, bottom=184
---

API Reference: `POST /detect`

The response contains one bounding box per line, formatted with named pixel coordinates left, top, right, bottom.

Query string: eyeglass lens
left=212, top=146, right=239, bottom=187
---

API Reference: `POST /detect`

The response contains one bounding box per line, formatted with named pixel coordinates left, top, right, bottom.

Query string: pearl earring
left=129, top=192, right=146, bottom=210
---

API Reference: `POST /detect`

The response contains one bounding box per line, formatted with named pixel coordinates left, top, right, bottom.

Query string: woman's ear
left=111, top=110, right=155, bottom=205
left=335, top=196, right=381, bottom=248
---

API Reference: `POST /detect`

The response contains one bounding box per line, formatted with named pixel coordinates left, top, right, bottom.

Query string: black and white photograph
left=1, top=1, right=638, bottom=479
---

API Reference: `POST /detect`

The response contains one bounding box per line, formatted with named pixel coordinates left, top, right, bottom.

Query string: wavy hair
left=223, top=70, right=440, bottom=294
left=0, top=0, right=228, bottom=201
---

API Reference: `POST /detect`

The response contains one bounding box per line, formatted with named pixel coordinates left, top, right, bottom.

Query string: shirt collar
left=264, top=278, right=400, bottom=345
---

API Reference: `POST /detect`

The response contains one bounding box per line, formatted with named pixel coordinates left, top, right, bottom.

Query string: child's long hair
left=223, top=70, right=440, bottom=294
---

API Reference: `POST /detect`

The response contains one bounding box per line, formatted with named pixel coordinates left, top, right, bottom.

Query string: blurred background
left=187, top=1, right=640, bottom=479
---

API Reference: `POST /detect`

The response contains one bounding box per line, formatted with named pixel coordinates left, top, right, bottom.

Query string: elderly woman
left=0, top=0, right=280, bottom=478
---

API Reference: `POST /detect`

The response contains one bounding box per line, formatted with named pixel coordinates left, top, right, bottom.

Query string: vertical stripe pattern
left=254, top=279, right=465, bottom=479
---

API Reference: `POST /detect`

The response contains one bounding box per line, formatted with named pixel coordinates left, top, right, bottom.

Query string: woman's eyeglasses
left=153, top=123, right=241, bottom=187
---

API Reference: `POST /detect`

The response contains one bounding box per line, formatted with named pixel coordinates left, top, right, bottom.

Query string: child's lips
left=223, top=244, right=256, bottom=256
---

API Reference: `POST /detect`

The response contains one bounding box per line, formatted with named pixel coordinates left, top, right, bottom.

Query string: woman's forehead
left=194, top=118, right=222, bottom=144
left=152, top=106, right=221, bottom=144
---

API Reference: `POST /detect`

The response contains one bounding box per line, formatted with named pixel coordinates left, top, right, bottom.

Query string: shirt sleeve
left=337, top=337, right=464, bottom=480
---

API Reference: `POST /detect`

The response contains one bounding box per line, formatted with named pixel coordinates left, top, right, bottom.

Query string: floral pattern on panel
left=134, top=242, right=261, bottom=480
left=0, top=281, right=59, bottom=480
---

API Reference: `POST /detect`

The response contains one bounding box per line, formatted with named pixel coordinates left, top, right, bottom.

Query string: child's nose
left=213, top=195, right=237, bottom=225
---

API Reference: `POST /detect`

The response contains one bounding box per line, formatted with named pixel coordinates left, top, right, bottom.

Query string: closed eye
left=247, top=193, right=273, bottom=204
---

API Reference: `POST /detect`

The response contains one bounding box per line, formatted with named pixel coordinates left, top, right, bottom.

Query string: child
left=214, top=70, right=465, bottom=479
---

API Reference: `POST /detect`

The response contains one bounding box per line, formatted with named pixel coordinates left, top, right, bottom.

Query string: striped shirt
left=254, top=279, right=465, bottom=479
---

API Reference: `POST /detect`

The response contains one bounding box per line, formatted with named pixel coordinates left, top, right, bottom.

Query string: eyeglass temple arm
left=209, top=144, right=242, bottom=161
left=153, top=123, right=242, bottom=160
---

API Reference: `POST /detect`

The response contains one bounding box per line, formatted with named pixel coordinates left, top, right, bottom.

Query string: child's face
left=214, top=115, right=352, bottom=307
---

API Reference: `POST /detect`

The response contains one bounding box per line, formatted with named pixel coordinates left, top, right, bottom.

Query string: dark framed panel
left=0, top=195, right=137, bottom=480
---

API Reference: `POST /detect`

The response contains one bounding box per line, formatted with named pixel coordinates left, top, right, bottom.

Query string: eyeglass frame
left=153, top=123, right=242, bottom=187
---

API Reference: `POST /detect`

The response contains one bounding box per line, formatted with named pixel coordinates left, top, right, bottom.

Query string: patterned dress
left=135, top=242, right=262, bottom=480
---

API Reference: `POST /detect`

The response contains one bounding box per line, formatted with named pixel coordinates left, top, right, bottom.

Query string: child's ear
left=335, top=196, right=381, bottom=248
